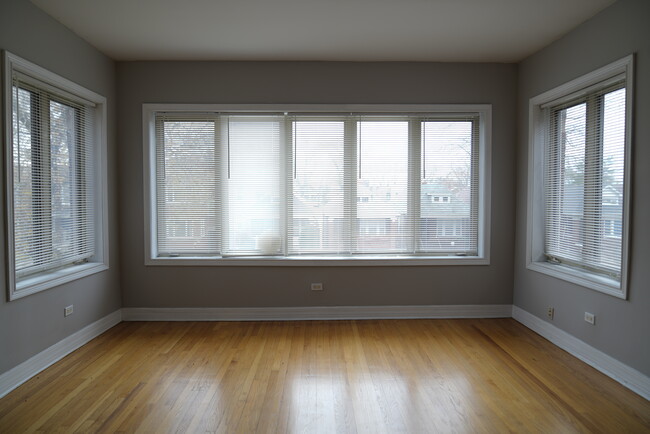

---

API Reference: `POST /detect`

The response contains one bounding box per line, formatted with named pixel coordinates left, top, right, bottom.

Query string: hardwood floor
left=0, top=319, right=648, bottom=433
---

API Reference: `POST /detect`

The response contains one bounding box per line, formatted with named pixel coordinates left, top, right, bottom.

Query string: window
left=527, top=56, right=633, bottom=298
left=3, top=51, right=108, bottom=300
left=144, top=105, right=491, bottom=265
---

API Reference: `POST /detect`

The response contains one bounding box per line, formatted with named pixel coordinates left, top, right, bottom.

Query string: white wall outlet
left=547, top=307, right=554, bottom=320
left=584, top=312, right=595, bottom=325
left=64, top=305, right=74, bottom=317
left=310, top=283, right=323, bottom=291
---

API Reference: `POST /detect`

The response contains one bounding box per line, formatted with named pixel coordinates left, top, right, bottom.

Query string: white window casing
left=143, top=104, right=492, bottom=266
left=3, top=51, right=109, bottom=300
left=526, top=55, right=633, bottom=298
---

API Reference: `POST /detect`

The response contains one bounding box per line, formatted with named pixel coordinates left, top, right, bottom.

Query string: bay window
left=144, top=105, right=490, bottom=265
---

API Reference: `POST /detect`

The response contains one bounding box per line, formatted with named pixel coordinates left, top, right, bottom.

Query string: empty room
left=0, top=0, right=649, bottom=432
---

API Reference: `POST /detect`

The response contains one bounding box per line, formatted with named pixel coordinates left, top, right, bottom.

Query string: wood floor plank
left=1, top=319, right=648, bottom=433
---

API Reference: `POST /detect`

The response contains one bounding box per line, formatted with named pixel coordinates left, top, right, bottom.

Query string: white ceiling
left=31, top=0, right=616, bottom=62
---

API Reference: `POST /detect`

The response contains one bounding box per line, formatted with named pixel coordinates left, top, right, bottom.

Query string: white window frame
left=526, top=55, right=633, bottom=299
left=143, top=104, right=491, bottom=266
left=2, top=51, right=109, bottom=300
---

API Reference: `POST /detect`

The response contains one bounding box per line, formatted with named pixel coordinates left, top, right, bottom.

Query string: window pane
left=12, top=87, right=35, bottom=272
left=226, top=118, right=281, bottom=255
left=420, top=121, right=475, bottom=253
left=157, top=120, right=219, bottom=255
left=547, top=103, right=586, bottom=264
left=545, top=87, right=626, bottom=277
left=290, top=121, right=347, bottom=254
left=50, top=100, right=85, bottom=263
left=356, top=121, right=409, bottom=253
left=600, top=88, right=625, bottom=269
left=12, top=87, right=96, bottom=278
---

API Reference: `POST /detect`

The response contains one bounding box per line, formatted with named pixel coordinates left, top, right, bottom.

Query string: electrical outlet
left=310, top=283, right=323, bottom=291
left=584, top=312, right=595, bottom=325
left=64, top=305, right=74, bottom=317
left=547, top=307, right=554, bottom=320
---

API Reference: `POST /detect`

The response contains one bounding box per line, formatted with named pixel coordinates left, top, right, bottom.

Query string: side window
left=144, top=105, right=492, bottom=266
left=4, top=51, right=108, bottom=300
left=527, top=55, right=633, bottom=298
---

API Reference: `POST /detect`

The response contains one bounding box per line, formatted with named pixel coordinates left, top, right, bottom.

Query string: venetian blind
left=222, top=116, right=282, bottom=256
left=545, top=81, right=626, bottom=278
left=155, top=114, right=220, bottom=256
left=420, top=117, right=479, bottom=255
left=152, top=111, right=483, bottom=258
left=288, top=117, right=350, bottom=254
left=12, top=72, right=96, bottom=279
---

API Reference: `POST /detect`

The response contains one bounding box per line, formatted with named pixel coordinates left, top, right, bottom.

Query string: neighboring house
left=419, top=183, right=472, bottom=252
left=290, top=180, right=473, bottom=253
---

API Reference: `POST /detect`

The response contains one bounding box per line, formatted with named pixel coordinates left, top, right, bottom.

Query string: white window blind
left=357, top=120, right=411, bottom=253
left=151, top=109, right=485, bottom=260
left=155, top=114, right=220, bottom=256
left=11, top=72, right=96, bottom=280
left=289, top=118, right=348, bottom=254
left=545, top=83, right=626, bottom=279
left=421, top=119, right=478, bottom=254
left=225, top=116, right=283, bottom=255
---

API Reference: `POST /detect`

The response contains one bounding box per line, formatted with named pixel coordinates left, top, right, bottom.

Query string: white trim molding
left=0, top=310, right=122, bottom=399
left=512, top=305, right=650, bottom=401
left=122, top=304, right=512, bottom=322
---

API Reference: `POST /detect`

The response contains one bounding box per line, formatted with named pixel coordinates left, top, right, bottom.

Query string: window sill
left=145, top=255, right=490, bottom=267
left=526, top=261, right=624, bottom=299
left=10, top=262, right=109, bottom=301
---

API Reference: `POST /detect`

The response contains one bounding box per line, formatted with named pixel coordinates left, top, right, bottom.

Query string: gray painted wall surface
left=514, top=0, right=650, bottom=376
left=117, top=62, right=517, bottom=308
left=0, top=0, right=121, bottom=374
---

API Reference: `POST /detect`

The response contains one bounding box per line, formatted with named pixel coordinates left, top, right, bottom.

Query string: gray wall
left=514, top=0, right=650, bottom=376
left=0, top=0, right=121, bottom=374
left=117, top=62, right=517, bottom=308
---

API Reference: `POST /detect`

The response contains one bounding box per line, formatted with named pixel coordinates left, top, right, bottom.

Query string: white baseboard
left=122, top=304, right=513, bottom=321
left=0, top=309, right=122, bottom=399
left=512, top=305, right=650, bottom=401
